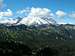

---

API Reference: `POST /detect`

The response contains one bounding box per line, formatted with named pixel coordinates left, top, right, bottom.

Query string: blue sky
left=4, top=0, right=51, bottom=11
left=4, top=0, right=75, bottom=12
left=0, top=0, right=75, bottom=24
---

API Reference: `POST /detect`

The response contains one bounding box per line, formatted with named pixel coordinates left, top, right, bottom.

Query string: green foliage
left=0, top=24, right=74, bottom=56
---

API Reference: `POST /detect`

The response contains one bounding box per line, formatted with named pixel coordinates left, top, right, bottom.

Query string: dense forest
left=0, top=24, right=75, bottom=56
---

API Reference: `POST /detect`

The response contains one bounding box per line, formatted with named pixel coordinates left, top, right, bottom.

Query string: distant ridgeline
left=0, top=24, right=74, bottom=41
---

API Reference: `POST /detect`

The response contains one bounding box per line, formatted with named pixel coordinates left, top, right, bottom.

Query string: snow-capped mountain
left=0, top=16, right=57, bottom=26
left=17, top=7, right=57, bottom=26
left=17, top=16, right=57, bottom=26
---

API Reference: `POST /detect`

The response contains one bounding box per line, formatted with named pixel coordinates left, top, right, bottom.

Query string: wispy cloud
left=17, top=8, right=30, bottom=14
left=69, top=12, right=75, bottom=18
left=0, top=9, right=13, bottom=16
left=56, top=10, right=66, bottom=17
left=0, top=9, right=16, bottom=24
left=0, top=17, right=18, bottom=24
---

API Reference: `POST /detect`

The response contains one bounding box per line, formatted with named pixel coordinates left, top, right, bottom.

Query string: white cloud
left=29, top=7, right=51, bottom=16
left=0, top=9, right=13, bottom=16
left=56, top=10, right=66, bottom=17
left=16, top=7, right=52, bottom=17
left=0, top=17, right=18, bottom=24
left=0, top=9, right=15, bottom=24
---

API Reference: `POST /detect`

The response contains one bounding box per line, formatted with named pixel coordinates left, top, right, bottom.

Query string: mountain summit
left=18, top=16, right=57, bottom=26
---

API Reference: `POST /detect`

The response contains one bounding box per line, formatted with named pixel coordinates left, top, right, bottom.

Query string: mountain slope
left=0, top=24, right=74, bottom=41
left=18, top=16, right=57, bottom=26
left=0, top=24, right=75, bottom=56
